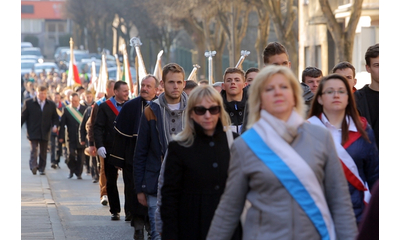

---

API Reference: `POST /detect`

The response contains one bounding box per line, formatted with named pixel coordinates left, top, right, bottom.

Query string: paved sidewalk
left=21, top=129, right=65, bottom=240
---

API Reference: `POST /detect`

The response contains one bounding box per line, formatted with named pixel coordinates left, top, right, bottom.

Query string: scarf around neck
left=259, top=109, right=304, bottom=144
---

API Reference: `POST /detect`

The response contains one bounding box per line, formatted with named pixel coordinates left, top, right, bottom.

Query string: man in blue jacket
left=133, top=63, right=187, bottom=240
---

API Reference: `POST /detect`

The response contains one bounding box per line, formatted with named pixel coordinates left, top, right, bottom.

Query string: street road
left=21, top=125, right=140, bottom=240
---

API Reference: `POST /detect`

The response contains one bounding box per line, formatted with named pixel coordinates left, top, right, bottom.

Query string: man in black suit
left=94, top=81, right=130, bottom=221
left=21, top=85, right=59, bottom=175
left=58, top=92, right=88, bottom=179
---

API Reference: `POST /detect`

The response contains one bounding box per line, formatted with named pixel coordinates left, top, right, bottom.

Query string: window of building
left=21, top=19, right=43, bottom=33
left=21, top=5, right=34, bottom=14
left=315, top=45, right=322, bottom=69
left=48, top=23, right=56, bottom=32
left=304, top=46, right=311, bottom=67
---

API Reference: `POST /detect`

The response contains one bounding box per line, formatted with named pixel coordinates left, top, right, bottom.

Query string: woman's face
left=190, top=97, right=221, bottom=136
left=260, top=73, right=295, bottom=121
left=317, top=79, right=348, bottom=114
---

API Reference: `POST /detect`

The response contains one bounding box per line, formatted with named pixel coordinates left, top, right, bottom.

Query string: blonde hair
left=173, top=85, right=231, bottom=147
left=246, top=65, right=305, bottom=129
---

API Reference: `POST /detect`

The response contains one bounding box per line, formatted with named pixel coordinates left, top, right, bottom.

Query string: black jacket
left=160, top=121, right=241, bottom=240
left=108, top=96, right=153, bottom=168
left=21, top=97, right=59, bottom=141
left=220, top=86, right=249, bottom=133
left=59, top=104, right=87, bottom=149
left=93, top=100, right=118, bottom=152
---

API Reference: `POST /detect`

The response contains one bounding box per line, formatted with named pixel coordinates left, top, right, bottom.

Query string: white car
left=21, top=42, right=33, bottom=50
left=21, top=59, right=36, bottom=77
left=34, top=62, right=60, bottom=75
left=21, top=47, right=44, bottom=63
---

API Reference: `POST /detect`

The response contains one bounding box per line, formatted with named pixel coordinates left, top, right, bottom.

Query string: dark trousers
left=29, top=139, right=48, bottom=172
left=104, top=158, right=133, bottom=215
left=84, top=155, right=91, bottom=174
left=90, top=156, right=99, bottom=181
left=50, top=133, right=62, bottom=164
left=66, top=143, right=85, bottom=177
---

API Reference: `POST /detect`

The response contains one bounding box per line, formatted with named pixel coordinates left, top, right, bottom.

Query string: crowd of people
left=21, top=41, right=379, bottom=240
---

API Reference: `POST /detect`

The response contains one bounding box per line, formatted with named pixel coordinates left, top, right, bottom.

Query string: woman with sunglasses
left=160, top=85, right=242, bottom=240
left=207, top=66, right=357, bottom=240
left=307, top=74, right=379, bottom=225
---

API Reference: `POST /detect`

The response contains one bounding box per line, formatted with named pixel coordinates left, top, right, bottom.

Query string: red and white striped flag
left=66, top=38, right=81, bottom=87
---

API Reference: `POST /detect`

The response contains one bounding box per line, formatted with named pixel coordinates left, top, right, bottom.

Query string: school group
left=21, top=41, right=379, bottom=240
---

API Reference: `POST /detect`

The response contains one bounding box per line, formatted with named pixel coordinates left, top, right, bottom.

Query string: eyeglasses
left=193, top=106, right=221, bottom=115
left=322, top=89, right=348, bottom=96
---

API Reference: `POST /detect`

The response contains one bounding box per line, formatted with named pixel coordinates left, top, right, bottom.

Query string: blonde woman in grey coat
left=206, top=65, right=358, bottom=240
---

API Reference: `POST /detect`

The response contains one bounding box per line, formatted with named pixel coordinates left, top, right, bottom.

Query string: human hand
left=89, top=146, right=97, bottom=156
left=137, top=193, right=147, bottom=207
left=59, top=138, right=64, bottom=143
left=52, top=126, right=57, bottom=133
left=97, top=147, right=107, bottom=158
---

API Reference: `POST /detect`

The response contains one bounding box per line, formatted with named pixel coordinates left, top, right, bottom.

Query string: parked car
left=34, top=62, right=60, bottom=76
left=54, top=46, right=69, bottom=61
left=21, top=47, right=44, bottom=63
left=107, top=66, right=137, bottom=83
left=58, top=50, right=90, bottom=70
left=21, top=42, right=33, bottom=50
left=21, top=59, right=36, bottom=77
left=21, top=55, right=42, bottom=63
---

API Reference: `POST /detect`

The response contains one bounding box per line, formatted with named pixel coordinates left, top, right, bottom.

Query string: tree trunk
left=255, top=7, right=270, bottom=68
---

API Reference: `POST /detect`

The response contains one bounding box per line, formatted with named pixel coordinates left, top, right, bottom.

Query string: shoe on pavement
left=111, top=213, right=120, bottom=220
left=125, top=212, right=132, bottom=221
left=39, top=171, right=45, bottom=175
left=92, top=179, right=99, bottom=183
left=134, top=229, right=144, bottom=240
left=101, top=195, right=108, bottom=206
left=77, top=176, right=82, bottom=179
left=31, top=167, right=37, bottom=175
left=68, top=173, right=73, bottom=179
left=51, top=163, right=57, bottom=169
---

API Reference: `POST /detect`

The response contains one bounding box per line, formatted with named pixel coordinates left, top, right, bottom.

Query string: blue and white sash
left=241, top=118, right=335, bottom=240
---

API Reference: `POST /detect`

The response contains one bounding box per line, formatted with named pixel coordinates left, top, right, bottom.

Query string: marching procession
left=21, top=36, right=379, bottom=240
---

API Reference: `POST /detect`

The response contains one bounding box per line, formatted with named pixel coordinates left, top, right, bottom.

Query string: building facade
left=298, top=0, right=379, bottom=88
left=21, top=0, right=72, bottom=59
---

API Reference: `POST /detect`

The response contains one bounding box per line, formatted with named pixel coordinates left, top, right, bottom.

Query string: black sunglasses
left=193, top=106, right=221, bottom=115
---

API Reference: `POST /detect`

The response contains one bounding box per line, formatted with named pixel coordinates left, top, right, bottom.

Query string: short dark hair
left=36, top=85, right=47, bottom=92
left=365, top=43, right=379, bottom=66
left=263, top=42, right=289, bottom=64
left=114, top=80, right=128, bottom=91
left=162, top=63, right=185, bottom=82
left=332, top=61, right=356, bottom=78
left=223, top=67, right=245, bottom=82
left=106, top=80, right=116, bottom=89
left=184, top=80, right=198, bottom=90
left=71, top=92, right=79, bottom=98
left=245, top=67, right=259, bottom=80
left=301, top=66, right=323, bottom=83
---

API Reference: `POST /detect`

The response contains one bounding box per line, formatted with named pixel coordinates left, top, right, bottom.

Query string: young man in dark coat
left=94, top=81, right=130, bottom=221
left=133, top=63, right=188, bottom=240
left=220, top=67, right=248, bottom=134
left=108, top=75, right=158, bottom=239
left=58, top=92, right=87, bottom=179
left=21, top=85, right=59, bottom=175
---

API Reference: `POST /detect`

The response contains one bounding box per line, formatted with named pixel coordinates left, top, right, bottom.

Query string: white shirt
left=38, top=99, right=45, bottom=111
left=167, top=103, right=180, bottom=111
left=321, top=113, right=358, bottom=144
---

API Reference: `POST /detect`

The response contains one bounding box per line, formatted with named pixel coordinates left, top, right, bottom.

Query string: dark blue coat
left=346, top=125, right=379, bottom=224
left=133, top=101, right=168, bottom=195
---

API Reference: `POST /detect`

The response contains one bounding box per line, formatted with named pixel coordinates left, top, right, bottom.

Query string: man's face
left=366, top=56, right=379, bottom=83
left=85, top=93, right=93, bottom=104
left=54, top=94, right=61, bottom=103
left=266, top=53, right=291, bottom=68
left=334, top=68, right=357, bottom=89
left=71, top=95, right=80, bottom=108
left=140, top=77, right=157, bottom=101
left=304, top=76, right=322, bottom=94
left=222, top=73, right=245, bottom=98
left=161, top=72, right=185, bottom=102
left=114, top=84, right=130, bottom=102
left=38, top=90, right=47, bottom=102
left=245, top=71, right=258, bottom=85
